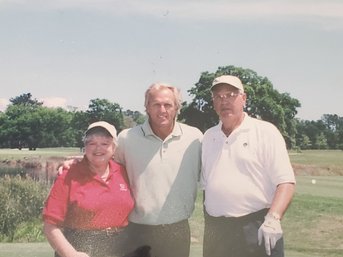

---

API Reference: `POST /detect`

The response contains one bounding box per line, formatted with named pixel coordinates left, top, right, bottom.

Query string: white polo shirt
left=201, top=114, right=295, bottom=217
left=115, top=120, right=202, bottom=225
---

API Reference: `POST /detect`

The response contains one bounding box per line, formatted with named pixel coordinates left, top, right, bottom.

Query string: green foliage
left=0, top=176, right=49, bottom=242
left=9, top=93, right=43, bottom=107
left=295, top=115, right=343, bottom=150
left=0, top=167, right=24, bottom=177
left=180, top=65, right=301, bottom=148
left=1, top=90, right=342, bottom=150
left=86, top=98, right=124, bottom=132
left=12, top=219, right=45, bottom=242
left=123, top=109, right=146, bottom=128
left=0, top=105, right=77, bottom=149
left=180, top=65, right=343, bottom=150
left=0, top=94, right=135, bottom=148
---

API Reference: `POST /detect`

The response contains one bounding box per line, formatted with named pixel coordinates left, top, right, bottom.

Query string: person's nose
left=219, top=97, right=231, bottom=105
left=94, top=143, right=104, bottom=150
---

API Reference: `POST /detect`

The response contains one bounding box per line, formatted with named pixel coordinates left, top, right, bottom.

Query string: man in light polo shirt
left=115, top=83, right=202, bottom=257
left=201, top=75, right=296, bottom=257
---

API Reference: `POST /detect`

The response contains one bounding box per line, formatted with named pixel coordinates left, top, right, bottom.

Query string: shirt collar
left=80, top=157, right=118, bottom=178
left=141, top=119, right=182, bottom=138
left=217, top=112, right=250, bottom=135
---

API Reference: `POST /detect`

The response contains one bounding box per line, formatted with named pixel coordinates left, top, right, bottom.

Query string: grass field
left=188, top=175, right=343, bottom=257
left=0, top=147, right=81, bottom=161
left=1, top=175, right=341, bottom=257
left=0, top=149, right=342, bottom=257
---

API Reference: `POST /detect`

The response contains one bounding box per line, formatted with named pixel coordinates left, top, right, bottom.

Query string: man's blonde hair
left=144, top=83, right=182, bottom=113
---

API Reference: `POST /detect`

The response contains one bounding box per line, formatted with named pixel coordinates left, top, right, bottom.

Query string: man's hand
left=258, top=213, right=283, bottom=255
left=57, top=157, right=82, bottom=175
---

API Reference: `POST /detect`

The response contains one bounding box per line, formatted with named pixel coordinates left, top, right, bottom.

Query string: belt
left=101, top=227, right=124, bottom=236
left=205, top=208, right=269, bottom=223
left=64, top=227, right=124, bottom=237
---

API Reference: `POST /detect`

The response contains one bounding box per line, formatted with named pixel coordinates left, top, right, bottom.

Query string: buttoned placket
left=160, top=136, right=173, bottom=159
left=222, top=134, right=231, bottom=157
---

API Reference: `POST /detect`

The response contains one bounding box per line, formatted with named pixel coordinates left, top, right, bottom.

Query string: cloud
left=0, top=98, right=9, bottom=112
left=0, top=97, right=78, bottom=111
left=40, top=97, right=68, bottom=109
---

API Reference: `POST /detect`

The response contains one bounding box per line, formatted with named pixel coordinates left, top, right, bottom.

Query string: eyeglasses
left=212, top=92, right=242, bottom=102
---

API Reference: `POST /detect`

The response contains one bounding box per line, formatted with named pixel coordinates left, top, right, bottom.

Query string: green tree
left=1, top=104, right=42, bottom=149
left=298, top=133, right=312, bottom=150
left=295, top=118, right=334, bottom=150
left=9, top=93, right=42, bottom=106
left=86, top=98, right=124, bottom=131
left=69, top=110, right=90, bottom=148
left=37, top=107, right=77, bottom=147
left=123, top=109, right=145, bottom=128
left=321, top=114, right=343, bottom=149
left=314, top=132, right=328, bottom=149
left=180, top=65, right=301, bottom=148
left=0, top=93, right=79, bottom=148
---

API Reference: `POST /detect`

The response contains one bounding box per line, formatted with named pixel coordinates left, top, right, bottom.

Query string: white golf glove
left=258, top=213, right=283, bottom=256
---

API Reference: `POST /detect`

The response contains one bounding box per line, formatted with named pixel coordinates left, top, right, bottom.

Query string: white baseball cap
left=211, top=75, right=244, bottom=92
left=85, top=121, right=117, bottom=144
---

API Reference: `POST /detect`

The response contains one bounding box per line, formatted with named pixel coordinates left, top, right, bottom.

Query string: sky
left=0, top=0, right=342, bottom=121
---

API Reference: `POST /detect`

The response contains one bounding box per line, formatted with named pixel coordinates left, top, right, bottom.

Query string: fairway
left=0, top=147, right=81, bottom=160
left=295, top=175, right=343, bottom=198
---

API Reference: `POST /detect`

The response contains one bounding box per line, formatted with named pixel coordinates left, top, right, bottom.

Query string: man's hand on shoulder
left=57, top=157, right=82, bottom=175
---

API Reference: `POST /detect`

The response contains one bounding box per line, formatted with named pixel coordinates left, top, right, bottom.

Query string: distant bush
left=0, top=175, right=49, bottom=242
left=12, top=218, right=46, bottom=242
left=0, top=166, right=26, bottom=177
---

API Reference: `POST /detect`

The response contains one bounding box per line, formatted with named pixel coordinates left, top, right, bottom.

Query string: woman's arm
left=43, top=222, right=89, bottom=257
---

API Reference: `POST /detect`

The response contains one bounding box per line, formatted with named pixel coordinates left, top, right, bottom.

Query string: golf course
left=0, top=148, right=342, bottom=257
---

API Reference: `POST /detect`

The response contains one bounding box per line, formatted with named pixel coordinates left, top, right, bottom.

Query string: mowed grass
left=189, top=175, right=343, bottom=257
left=289, top=150, right=343, bottom=166
left=0, top=149, right=342, bottom=257
left=289, top=150, right=343, bottom=176
left=283, top=176, right=343, bottom=257
left=0, top=147, right=81, bottom=161
left=1, top=176, right=342, bottom=257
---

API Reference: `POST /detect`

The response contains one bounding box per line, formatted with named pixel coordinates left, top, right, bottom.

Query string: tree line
left=0, top=65, right=342, bottom=150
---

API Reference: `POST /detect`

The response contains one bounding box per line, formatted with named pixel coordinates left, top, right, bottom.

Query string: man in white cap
left=201, top=75, right=296, bottom=257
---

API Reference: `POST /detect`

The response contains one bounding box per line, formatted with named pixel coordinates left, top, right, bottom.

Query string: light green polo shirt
left=115, top=120, right=202, bottom=225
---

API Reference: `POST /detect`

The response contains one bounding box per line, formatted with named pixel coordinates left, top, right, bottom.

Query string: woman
left=43, top=121, right=134, bottom=257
